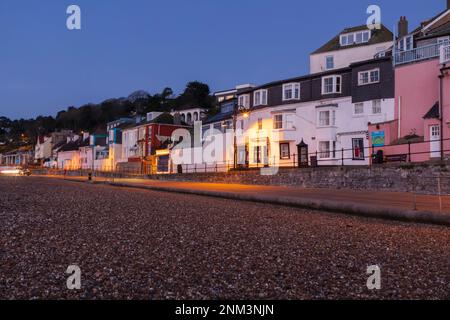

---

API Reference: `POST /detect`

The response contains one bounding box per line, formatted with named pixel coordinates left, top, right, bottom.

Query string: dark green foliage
left=0, top=81, right=217, bottom=149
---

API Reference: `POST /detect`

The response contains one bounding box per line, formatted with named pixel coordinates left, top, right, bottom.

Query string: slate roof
left=423, top=102, right=440, bottom=119
left=312, top=24, right=393, bottom=54
left=203, top=111, right=233, bottom=125
left=58, top=138, right=89, bottom=152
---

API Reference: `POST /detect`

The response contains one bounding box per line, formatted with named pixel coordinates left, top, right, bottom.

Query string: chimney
left=398, top=16, right=409, bottom=38
left=447, top=0, right=450, bottom=9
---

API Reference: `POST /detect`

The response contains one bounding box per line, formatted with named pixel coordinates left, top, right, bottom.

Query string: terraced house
left=233, top=24, right=395, bottom=167
left=370, top=2, right=450, bottom=162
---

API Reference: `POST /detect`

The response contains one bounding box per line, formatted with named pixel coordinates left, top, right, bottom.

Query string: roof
left=312, top=24, right=393, bottom=54
left=203, top=110, right=233, bottom=125
left=423, top=102, right=440, bottom=119
left=58, top=138, right=89, bottom=152
left=417, top=20, right=450, bottom=40
left=52, top=140, right=66, bottom=151
left=409, top=9, right=450, bottom=37
left=236, top=56, right=392, bottom=95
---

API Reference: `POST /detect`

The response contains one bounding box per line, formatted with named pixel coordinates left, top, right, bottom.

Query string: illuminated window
left=280, top=143, right=290, bottom=159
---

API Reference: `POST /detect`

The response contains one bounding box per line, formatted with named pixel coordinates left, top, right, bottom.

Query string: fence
left=394, top=42, right=446, bottom=65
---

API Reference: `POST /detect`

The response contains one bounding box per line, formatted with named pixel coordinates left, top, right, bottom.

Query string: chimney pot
left=398, top=16, right=409, bottom=38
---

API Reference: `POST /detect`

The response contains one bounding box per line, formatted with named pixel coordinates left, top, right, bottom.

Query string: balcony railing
left=394, top=42, right=449, bottom=66
left=441, top=45, right=450, bottom=64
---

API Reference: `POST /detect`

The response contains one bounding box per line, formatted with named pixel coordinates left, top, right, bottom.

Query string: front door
left=430, top=125, right=441, bottom=158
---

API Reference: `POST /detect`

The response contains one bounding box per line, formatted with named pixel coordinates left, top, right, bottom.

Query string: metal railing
left=441, top=45, right=450, bottom=64
left=394, top=42, right=446, bottom=66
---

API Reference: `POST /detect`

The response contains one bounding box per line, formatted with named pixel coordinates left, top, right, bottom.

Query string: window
left=437, top=36, right=450, bottom=46
left=318, top=110, right=336, bottom=127
left=358, top=68, right=380, bottom=85
left=280, top=143, right=290, bottom=160
left=238, top=94, right=250, bottom=108
left=282, top=83, right=300, bottom=101
left=254, top=89, right=268, bottom=106
left=354, top=103, right=364, bottom=115
left=258, top=118, right=263, bottom=130
left=352, top=138, right=365, bottom=160
left=319, top=141, right=331, bottom=159
left=274, top=114, right=283, bottom=129
left=372, top=100, right=382, bottom=114
left=326, top=56, right=334, bottom=70
left=340, top=30, right=371, bottom=46
left=398, top=36, right=414, bottom=51
left=253, top=146, right=262, bottom=163
left=221, top=102, right=234, bottom=114
left=322, top=75, right=342, bottom=94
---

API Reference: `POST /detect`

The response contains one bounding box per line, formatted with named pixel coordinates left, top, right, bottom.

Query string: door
left=430, top=125, right=441, bottom=158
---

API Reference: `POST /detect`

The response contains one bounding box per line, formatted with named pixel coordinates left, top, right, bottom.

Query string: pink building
left=369, top=4, right=450, bottom=162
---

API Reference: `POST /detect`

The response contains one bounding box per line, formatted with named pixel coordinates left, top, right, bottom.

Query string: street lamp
left=233, top=104, right=251, bottom=170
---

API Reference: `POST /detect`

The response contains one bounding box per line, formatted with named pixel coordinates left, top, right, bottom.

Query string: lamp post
left=233, top=104, right=250, bottom=170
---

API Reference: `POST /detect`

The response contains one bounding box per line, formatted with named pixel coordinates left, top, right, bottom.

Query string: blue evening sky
left=0, top=0, right=445, bottom=119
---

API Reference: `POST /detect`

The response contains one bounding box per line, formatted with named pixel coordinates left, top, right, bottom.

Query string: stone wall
left=34, top=162, right=450, bottom=195
left=147, top=163, right=450, bottom=195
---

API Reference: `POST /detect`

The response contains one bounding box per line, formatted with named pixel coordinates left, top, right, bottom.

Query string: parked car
left=0, top=166, right=31, bottom=176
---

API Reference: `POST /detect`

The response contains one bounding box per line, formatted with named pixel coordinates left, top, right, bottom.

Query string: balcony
left=441, top=45, right=450, bottom=64
left=394, top=42, right=448, bottom=66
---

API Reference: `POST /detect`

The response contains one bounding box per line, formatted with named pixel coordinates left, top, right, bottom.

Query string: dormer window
left=322, top=75, right=342, bottom=95
left=238, top=94, right=250, bottom=108
left=282, top=83, right=300, bottom=101
left=340, top=30, right=371, bottom=46
left=254, top=89, right=268, bottom=106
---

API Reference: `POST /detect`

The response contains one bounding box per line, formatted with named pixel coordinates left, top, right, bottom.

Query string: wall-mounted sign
left=371, top=131, right=385, bottom=147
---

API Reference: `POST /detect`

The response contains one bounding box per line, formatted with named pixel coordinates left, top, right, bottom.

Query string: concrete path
left=36, top=174, right=450, bottom=226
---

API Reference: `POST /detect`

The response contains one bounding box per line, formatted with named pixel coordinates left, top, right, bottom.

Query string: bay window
left=318, top=110, right=336, bottom=127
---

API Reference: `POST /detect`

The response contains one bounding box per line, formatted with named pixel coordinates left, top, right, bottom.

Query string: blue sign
left=371, top=131, right=385, bottom=147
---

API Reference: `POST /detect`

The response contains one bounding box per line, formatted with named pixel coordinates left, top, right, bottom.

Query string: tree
left=176, top=81, right=213, bottom=110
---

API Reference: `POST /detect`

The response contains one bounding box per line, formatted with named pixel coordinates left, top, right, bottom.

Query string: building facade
left=371, top=3, right=450, bottom=162
left=235, top=57, right=395, bottom=167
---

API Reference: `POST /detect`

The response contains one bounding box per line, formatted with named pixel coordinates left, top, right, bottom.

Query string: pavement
left=1, top=176, right=449, bottom=299
left=36, top=174, right=450, bottom=226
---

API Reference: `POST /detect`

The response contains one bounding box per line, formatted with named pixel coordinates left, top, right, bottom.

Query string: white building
left=171, top=107, right=208, bottom=125
left=234, top=55, right=395, bottom=167
left=310, top=24, right=393, bottom=74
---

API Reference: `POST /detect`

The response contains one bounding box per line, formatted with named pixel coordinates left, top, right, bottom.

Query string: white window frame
left=318, top=141, right=331, bottom=159
left=437, top=36, right=450, bottom=46
left=317, top=109, right=336, bottom=127
left=282, top=83, right=300, bottom=101
left=372, top=99, right=382, bottom=115
left=340, top=30, right=371, bottom=46
left=238, top=94, right=250, bottom=108
left=325, top=55, right=334, bottom=70
left=354, top=103, right=364, bottom=116
left=280, top=143, right=291, bottom=160
left=273, top=114, right=283, bottom=130
left=352, top=138, right=365, bottom=160
left=321, top=75, right=342, bottom=95
left=358, top=68, right=380, bottom=86
left=254, top=89, right=268, bottom=106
